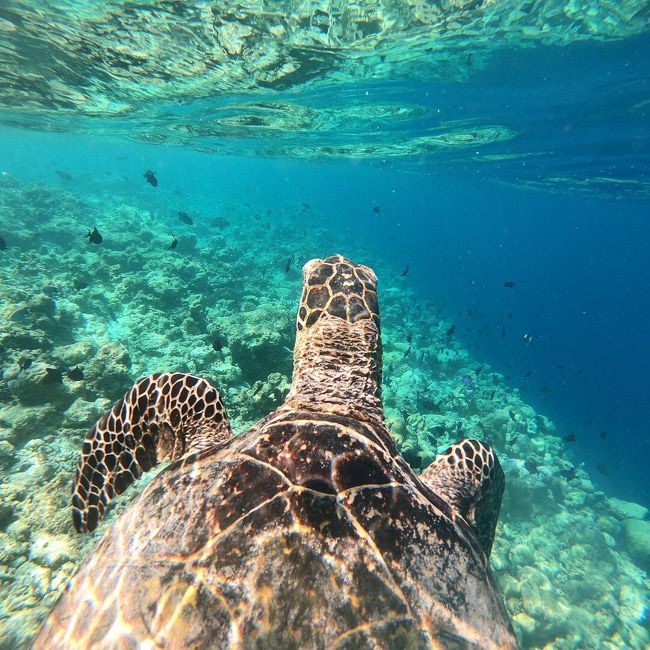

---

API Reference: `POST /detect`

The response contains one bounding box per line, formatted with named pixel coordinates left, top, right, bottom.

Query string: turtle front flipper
left=72, top=372, right=232, bottom=533
left=419, top=439, right=504, bottom=557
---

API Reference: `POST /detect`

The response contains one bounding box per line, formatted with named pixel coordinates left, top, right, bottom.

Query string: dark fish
left=212, top=338, right=223, bottom=352
left=169, top=235, right=178, bottom=250
left=210, top=217, right=230, bottom=228
left=73, top=277, right=89, bottom=290
left=406, top=333, right=413, bottom=344
left=18, top=358, right=32, bottom=371
left=254, top=214, right=261, bottom=221
left=555, top=364, right=565, bottom=369
left=85, top=227, right=103, bottom=245
left=66, top=367, right=84, bottom=381
left=373, top=205, right=380, bottom=215
left=560, top=467, right=577, bottom=480
left=400, top=264, right=410, bottom=277
left=9, top=307, right=30, bottom=322
left=524, top=370, right=532, bottom=377
left=285, top=257, right=292, bottom=273
left=597, top=463, right=609, bottom=476
left=55, top=170, right=72, bottom=181
left=524, top=460, right=539, bottom=474
left=508, top=409, right=517, bottom=421
left=42, top=284, right=58, bottom=297
left=490, top=389, right=496, bottom=400
left=460, top=374, right=474, bottom=388
left=44, top=367, right=64, bottom=384
left=501, top=326, right=506, bottom=338
left=0, top=235, right=6, bottom=250
left=446, top=324, right=456, bottom=337
left=178, top=211, right=193, bottom=225
left=563, top=433, right=577, bottom=443
left=403, top=345, right=412, bottom=359
left=503, top=281, right=516, bottom=288
left=144, top=170, right=158, bottom=187
left=599, top=431, right=609, bottom=440
left=475, top=366, right=482, bottom=375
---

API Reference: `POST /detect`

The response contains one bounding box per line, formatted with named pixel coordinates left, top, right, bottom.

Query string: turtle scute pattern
left=72, top=371, right=232, bottom=533
left=36, top=254, right=519, bottom=650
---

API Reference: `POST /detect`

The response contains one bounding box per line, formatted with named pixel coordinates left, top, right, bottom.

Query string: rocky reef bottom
left=0, top=179, right=648, bottom=648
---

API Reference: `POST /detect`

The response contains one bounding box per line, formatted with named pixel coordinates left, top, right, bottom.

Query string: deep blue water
left=2, top=28, right=650, bottom=512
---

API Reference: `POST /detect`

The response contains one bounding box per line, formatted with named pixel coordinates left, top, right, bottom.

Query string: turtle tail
left=71, top=372, right=232, bottom=533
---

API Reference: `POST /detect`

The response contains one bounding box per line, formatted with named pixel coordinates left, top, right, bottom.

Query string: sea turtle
left=36, top=254, right=518, bottom=649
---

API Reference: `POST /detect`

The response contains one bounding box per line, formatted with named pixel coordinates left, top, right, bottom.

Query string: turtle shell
left=35, top=409, right=518, bottom=649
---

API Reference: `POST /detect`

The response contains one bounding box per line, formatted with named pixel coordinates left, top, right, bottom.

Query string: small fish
left=560, top=467, right=577, bottom=480
left=475, top=366, right=482, bottom=375
left=212, top=338, right=223, bottom=352
left=406, top=333, right=413, bottom=344
left=400, top=264, right=410, bottom=277
left=597, top=463, right=609, bottom=476
left=563, top=433, right=577, bottom=443
left=508, top=409, right=517, bottom=421
left=210, top=217, right=230, bottom=228
left=524, top=460, right=539, bottom=474
left=524, top=370, right=532, bottom=377
left=73, top=277, right=88, bottom=290
left=503, top=281, right=516, bottom=288
left=42, top=284, right=58, bottom=297
left=373, top=205, right=380, bottom=215
left=169, top=235, right=178, bottom=250
left=446, top=324, right=456, bottom=337
left=489, top=389, right=496, bottom=400
left=285, top=257, right=292, bottom=273
left=18, top=358, right=32, bottom=371
left=144, top=170, right=158, bottom=187
left=460, top=374, right=475, bottom=388
left=178, top=211, right=193, bottom=225
left=0, top=235, right=6, bottom=250
left=85, top=227, right=103, bottom=245
left=523, top=333, right=533, bottom=345
left=66, top=367, right=84, bottom=381
left=501, top=326, right=507, bottom=338
left=9, top=307, right=30, bottom=322
left=55, top=170, right=72, bottom=181
left=44, top=367, right=64, bottom=384
left=599, top=431, right=609, bottom=440
left=403, top=345, right=412, bottom=359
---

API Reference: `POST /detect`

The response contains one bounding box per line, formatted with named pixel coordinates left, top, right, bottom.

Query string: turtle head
left=285, top=254, right=383, bottom=423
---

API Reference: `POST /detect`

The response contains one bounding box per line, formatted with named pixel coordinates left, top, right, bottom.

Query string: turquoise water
left=1, top=1, right=650, bottom=648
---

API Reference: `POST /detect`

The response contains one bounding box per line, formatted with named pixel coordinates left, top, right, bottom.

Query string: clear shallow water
left=1, top=1, right=649, bottom=648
